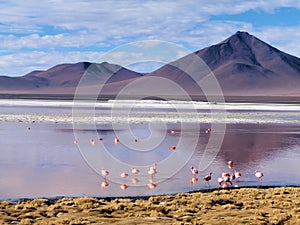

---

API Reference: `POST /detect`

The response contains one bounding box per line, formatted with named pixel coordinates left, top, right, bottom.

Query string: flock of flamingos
left=72, top=129, right=264, bottom=191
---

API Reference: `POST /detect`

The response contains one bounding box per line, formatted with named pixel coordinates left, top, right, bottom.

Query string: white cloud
left=0, top=0, right=300, bottom=76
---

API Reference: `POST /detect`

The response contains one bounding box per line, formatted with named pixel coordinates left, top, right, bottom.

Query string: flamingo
left=190, top=166, right=198, bottom=177
left=218, top=177, right=232, bottom=188
left=205, top=128, right=211, bottom=134
left=255, top=170, right=264, bottom=186
left=221, top=181, right=231, bottom=188
left=228, top=160, right=234, bottom=169
left=120, top=184, right=128, bottom=190
left=101, top=181, right=109, bottom=189
left=120, top=172, right=129, bottom=178
left=169, top=146, right=176, bottom=151
left=101, top=169, right=109, bottom=178
left=217, top=177, right=224, bottom=187
left=222, top=172, right=230, bottom=180
left=148, top=163, right=157, bottom=176
left=131, top=168, right=140, bottom=175
left=90, top=139, right=96, bottom=145
left=147, top=183, right=157, bottom=189
left=222, top=172, right=232, bottom=185
left=131, top=178, right=139, bottom=184
left=203, top=172, right=212, bottom=187
left=234, top=171, right=242, bottom=180
left=114, top=137, right=119, bottom=143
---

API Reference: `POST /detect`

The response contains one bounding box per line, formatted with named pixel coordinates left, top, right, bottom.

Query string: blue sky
left=0, top=0, right=300, bottom=76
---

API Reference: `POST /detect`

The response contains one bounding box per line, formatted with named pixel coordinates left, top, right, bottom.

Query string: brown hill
left=146, top=31, right=300, bottom=96
left=1, top=31, right=300, bottom=97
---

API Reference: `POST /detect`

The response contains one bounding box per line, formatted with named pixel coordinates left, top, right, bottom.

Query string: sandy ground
left=0, top=187, right=299, bottom=224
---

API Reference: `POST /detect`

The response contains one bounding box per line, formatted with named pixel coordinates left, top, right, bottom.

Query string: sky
left=0, top=0, right=300, bottom=76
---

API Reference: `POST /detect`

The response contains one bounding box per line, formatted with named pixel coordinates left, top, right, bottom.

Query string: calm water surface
left=0, top=102, right=300, bottom=200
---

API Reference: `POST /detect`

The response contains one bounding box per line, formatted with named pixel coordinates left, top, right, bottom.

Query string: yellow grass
left=0, top=187, right=299, bottom=224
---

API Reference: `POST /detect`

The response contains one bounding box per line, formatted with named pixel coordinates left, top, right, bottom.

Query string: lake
left=0, top=99, right=300, bottom=200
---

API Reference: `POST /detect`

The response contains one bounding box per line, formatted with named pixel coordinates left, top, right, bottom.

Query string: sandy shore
left=0, top=187, right=299, bottom=224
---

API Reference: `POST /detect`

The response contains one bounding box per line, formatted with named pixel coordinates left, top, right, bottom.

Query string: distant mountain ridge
left=1, top=31, right=300, bottom=97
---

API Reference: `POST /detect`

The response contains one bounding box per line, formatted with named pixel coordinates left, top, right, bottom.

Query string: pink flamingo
left=205, top=128, right=211, bottom=134
left=217, top=177, right=224, bottom=187
left=221, top=172, right=232, bottom=185
left=101, top=169, right=109, bottom=178
left=120, top=172, right=129, bottom=178
left=101, top=181, right=109, bottom=189
left=255, top=170, right=264, bottom=186
left=131, top=168, right=140, bottom=175
left=131, top=178, right=139, bottom=184
left=148, top=163, right=157, bottom=176
left=203, top=172, right=212, bottom=188
left=190, top=166, right=198, bottom=177
left=234, top=171, right=242, bottom=180
left=114, top=137, right=119, bottom=143
left=90, top=139, right=96, bottom=145
left=218, top=177, right=232, bottom=188
left=222, top=172, right=230, bottom=180
left=120, top=184, right=128, bottom=190
left=228, top=160, right=234, bottom=169
left=147, top=182, right=157, bottom=189
left=169, top=146, right=176, bottom=151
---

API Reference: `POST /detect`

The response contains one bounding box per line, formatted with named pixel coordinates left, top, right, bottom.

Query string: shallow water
left=0, top=100, right=300, bottom=200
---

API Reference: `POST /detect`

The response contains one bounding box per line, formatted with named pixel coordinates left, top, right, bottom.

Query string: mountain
left=1, top=31, right=300, bottom=97
left=147, top=31, right=300, bottom=96
left=0, top=62, right=143, bottom=94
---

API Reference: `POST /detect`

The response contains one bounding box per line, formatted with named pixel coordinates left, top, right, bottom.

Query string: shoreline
left=1, top=186, right=299, bottom=224
left=2, top=93, right=300, bottom=104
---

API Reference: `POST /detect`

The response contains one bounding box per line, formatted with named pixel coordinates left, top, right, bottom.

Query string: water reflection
left=0, top=120, right=300, bottom=199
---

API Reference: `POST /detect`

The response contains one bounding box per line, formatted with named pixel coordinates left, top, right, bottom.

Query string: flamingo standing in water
left=218, top=177, right=232, bottom=188
left=90, top=139, right=96, bottom=145
left=131, top=178, right=139, bottom=184
left=147, top=182, right=157, bottom=189
left=120, top=172, right=129, bottom=179
left=169, top=146, right=176, bottom=151
left=101, top=169, right=109, bottom=178
left=190, top=166, right=198, bottom=177
left=203, top=172, right=212, bottom=188
left=148, top=163, right=157, bottom=176
left=131, top=168, right=140, bottom=175
left=101, top=180, right=109, bottom=189
left=255, top=170, right=264, bottom=186
left=234, top=171, right=242, bottom=181
left=228, top=160, right=234, bottom=169
left=120, top=184, right=128, bottom=190
left=222, top=172, right=230, bottom=181
left=114, top=137, right=120, bottom=143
